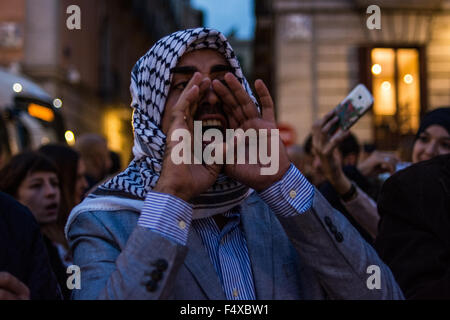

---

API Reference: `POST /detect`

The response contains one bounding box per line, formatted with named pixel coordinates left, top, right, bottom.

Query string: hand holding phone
left=329, top=84, right=374, bottom=135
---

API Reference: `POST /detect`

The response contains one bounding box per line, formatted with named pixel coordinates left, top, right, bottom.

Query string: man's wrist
left=258, top=163, right=315, bottom=216
left=255, top=162, right=291, bottom=192
left=139, top=191, right=193, bottom=245
left=153, top=182, right=191, bottom=202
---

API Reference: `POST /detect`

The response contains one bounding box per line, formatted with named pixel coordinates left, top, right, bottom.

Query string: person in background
left=0, top=152, right=70, bottom=299
left=286, top=144, right=313, bottom=183
left=411, top=107, right=450, bottom=164
left=0, top=191, right=61, bottom=300
left=38, top=144, right=88, bottom=267
left=74, top=134, right=112, bottom=191
left=109, top=150, right=122, bottom=176
left=309, top=111, right=395, bottom=241
left=376, top=107, right=450, bottom=183
left=375, top=107, right=450, bottom=299
left=0, top=142, right=4, bottom=169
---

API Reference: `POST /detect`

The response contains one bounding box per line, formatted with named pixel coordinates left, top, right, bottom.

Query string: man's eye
left=418, top=136, right=429, bottom=143
left=174, top=81, right=189, bottom=90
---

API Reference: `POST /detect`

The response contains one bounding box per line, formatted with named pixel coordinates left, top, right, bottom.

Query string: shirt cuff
left=259, top=164, right=315, bottom=217
left=138, top=191, right=193, bottom=246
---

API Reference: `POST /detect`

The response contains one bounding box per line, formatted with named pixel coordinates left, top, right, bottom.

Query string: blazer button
left=324, top=216, right=332, bottom=227
left=335, top=232, right=344, bottom=242
left=153, top=259, right=168, bottom=271
left=146, top=280, right=158, bottom=292
left=151, top=270, right=163, bottom=281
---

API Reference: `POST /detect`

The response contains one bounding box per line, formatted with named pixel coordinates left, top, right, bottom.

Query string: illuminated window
left=368, top=47, right=423, bottom=151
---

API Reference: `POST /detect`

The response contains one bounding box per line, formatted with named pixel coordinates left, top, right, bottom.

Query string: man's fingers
left=255, top=79, right=275, bottom=123
left=0, top=272, right=30, bottom=300
left=212, top=79, right=246, bottom=126
left=224, top=73, right=259, bottom=119
left=189, top=78, right=211, bottom=119
left=170, top=85, right=199, bottom=129
left=172, top=72, right=203, bottom=114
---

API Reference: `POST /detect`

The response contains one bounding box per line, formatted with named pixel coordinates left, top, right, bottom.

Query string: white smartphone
left=330, top=84, right=374, bottom=134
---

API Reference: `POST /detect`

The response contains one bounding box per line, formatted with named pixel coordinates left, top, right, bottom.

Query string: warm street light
left=404, top=74, right=413, bottom=84
left=372, top=64, right=382, bottom=75
left=13, top=83, right=23, bottom=93
left=53, top=98, right=63, bottom=108
left=381, top=81, right=391, bottom=90
left=65, top=130, right=76, bottom=145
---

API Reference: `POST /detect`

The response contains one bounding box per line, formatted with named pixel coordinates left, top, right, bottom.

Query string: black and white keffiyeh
left=92, top=28, right=258, bottom=218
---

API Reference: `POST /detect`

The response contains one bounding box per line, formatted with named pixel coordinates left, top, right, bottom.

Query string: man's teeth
left=202, top=119, right=222, bottom=127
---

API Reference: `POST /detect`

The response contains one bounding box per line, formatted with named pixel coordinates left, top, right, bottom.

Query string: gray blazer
left=67, top=189, right=404, bottom=300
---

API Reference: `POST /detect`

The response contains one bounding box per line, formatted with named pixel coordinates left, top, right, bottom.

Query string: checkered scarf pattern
left=96, top=28, right=256, bottom=214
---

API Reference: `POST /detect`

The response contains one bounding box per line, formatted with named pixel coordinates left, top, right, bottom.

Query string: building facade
left=0, top=0, right=202, bottom=167
left=255, top=0, right=450, bottom=158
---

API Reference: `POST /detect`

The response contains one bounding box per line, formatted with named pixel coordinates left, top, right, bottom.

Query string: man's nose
left=200, top=78, right=220, bottom=106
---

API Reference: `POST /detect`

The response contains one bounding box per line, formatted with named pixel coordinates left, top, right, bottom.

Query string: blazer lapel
left=240, top=197, right=274, bottom=300
left=184, top=229, right=226, bottom=300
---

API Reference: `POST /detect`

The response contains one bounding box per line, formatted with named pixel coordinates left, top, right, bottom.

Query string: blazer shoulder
left=67, top=208, right=139, bottom=248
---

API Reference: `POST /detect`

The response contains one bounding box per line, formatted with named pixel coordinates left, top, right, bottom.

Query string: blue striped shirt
left=138, top=163, right=314, bottom=299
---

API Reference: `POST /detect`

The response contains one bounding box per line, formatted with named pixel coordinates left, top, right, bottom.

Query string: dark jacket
left=375, top=154, right=450, bottom=299
left=0, top=192, right=62, bottom=300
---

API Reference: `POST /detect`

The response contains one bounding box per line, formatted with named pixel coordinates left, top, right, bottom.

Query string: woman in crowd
left=410, top=107, right=450, bottom=163
left=38, top=144, right=88, bottom=267
left=0, top=152, right=70, bottom=299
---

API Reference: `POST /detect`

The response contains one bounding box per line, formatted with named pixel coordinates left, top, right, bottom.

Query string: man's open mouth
left=198, top=114, right=227, bottom=134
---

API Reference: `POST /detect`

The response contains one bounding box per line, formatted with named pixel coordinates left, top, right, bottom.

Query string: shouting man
left=66, top=28, right=403, bottom=300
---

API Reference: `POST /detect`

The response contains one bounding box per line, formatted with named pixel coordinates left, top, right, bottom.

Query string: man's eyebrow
left=170, top=64, right=233, bottom=74
left=171, top=66, right=197, bottom=74
left=210, top=65, right=233, bottom=73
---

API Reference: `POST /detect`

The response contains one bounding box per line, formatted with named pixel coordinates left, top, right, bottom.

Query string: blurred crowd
left=288, top=106, right=450, bottom=298
left=1, top=30, right=450, bottom=299
left=0, top=133, right=121, bottom=299
left=1, top=105, right=449, bottom=299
